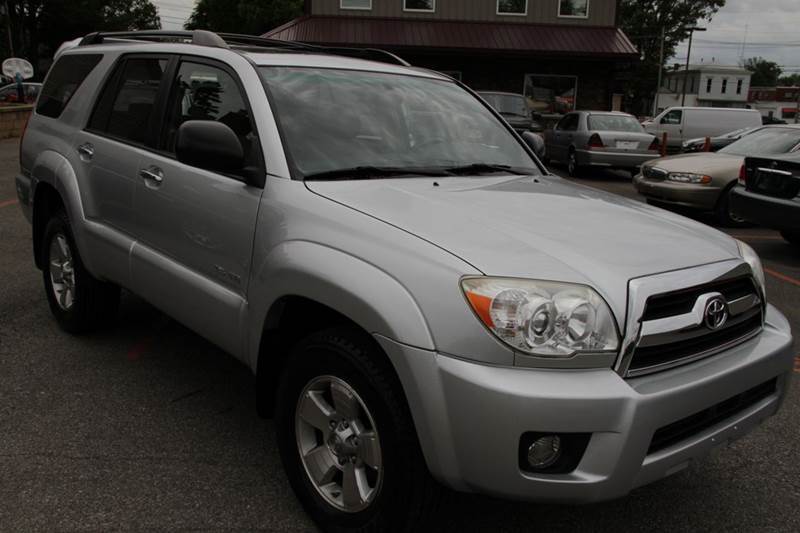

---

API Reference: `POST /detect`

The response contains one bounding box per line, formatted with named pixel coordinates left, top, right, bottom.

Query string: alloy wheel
left=295, top=375, right=383, bottom=513
left=49, top=233, right=75, bottom=310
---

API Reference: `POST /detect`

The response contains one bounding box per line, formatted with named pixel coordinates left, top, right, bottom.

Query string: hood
left=307, top=175, right=740, bottom=319
left=646, top=152, right=743, bottom=175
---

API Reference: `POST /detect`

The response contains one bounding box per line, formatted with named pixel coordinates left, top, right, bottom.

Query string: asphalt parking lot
left=1, top=137, right=799, bottom=532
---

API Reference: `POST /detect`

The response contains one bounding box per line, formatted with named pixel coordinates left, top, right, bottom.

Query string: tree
left=186, top=0, right=304, bottom=35
left=778, top=73, right=800, bottom=86
left=1, top=0, right=160, bottom=77
left=742, top=57, right=782, bottom=87
left=618, top=0, right=726, bottom=115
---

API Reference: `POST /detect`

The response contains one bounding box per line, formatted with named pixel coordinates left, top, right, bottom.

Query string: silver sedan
left=544, top=111, right=659, bottom=176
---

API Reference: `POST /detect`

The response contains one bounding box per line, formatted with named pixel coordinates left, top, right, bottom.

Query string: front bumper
left=377, top=304, right=793, bottom=503
left=634, top=173, right=722, bottom=210
left=731, top=187, right=800, bottom=232
left=576, top=149, right=659, bottom=170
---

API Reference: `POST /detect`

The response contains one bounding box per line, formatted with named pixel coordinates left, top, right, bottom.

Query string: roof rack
left=77, top=29, right=410, bottom=67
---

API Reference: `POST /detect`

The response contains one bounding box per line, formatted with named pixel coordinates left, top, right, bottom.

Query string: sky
left=672, top=0, right=800, bottom=74
left=152, top=0, right=197, bottom=30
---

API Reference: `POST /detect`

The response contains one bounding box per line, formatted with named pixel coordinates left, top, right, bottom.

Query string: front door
left=130, top=58, right=264, bottom=356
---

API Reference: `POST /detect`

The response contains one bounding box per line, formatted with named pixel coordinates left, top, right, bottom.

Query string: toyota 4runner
left=15, top=31, right=794, bottom=533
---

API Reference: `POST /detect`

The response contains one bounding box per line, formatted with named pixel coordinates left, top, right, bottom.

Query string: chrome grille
left=617, top=262, right=764, bottom=378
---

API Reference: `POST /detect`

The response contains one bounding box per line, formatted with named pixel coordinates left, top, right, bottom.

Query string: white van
left=643, top=107, right=762, bottom=149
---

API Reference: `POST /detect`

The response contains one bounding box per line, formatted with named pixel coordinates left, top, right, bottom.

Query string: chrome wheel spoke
left=48, top=233, right=76, bottom=311
left=356, top=431, right=381, bottom=470
left=298, top=390, right=335, bottom=433
left=304, top=445, right=339, bottom=485
left=341, top=462, right=369, bottom=510
left=331, top=381, right=361, bottom=421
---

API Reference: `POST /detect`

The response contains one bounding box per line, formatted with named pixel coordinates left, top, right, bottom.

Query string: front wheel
left=275, top=328, right=441, bottom=533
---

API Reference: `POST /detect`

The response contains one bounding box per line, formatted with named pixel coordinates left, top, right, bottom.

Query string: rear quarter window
left=36, top=54, right=103, bottom=118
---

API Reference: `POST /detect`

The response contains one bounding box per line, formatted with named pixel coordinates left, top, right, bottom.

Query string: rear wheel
left=275, top=328, right=442, bottom=533
left=42, top=210, right=119, bottom=333
left=567, top=150, right=581, bottom=177
left=781, top=230, right=800, bottom=247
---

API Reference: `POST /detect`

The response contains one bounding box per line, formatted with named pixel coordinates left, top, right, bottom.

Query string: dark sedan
left=682, top=127, right=758, bottom=153
left=731, top=153, right=800, bottom=246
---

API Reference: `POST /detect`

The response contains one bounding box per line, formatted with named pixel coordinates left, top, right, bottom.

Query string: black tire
left=567, top=149, right=581, bottom=177
left=781, top=230, right=800, bottom=247
left=42, top=209, right=120, bottom=333
left=715, top=186, right=750, bottom=227
left=275, top=327, right=442, bottom=533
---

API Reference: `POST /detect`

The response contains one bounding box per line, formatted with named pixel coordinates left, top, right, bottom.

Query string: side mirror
left=176, top=120, right=245, bottom=174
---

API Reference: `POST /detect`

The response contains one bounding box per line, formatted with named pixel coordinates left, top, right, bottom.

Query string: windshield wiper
left=444, top=163, right=532, bottom=176
left=304, top=166, right=453, bottom=181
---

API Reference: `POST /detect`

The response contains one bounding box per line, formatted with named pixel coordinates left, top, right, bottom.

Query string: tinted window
left=36, top=54, right=102, bottom=118
left=719, top=127, right=800, bottom=156
left=588, top=114, right=644, bottom=133
left=259, top=67, right=537, bottom=178
left=89, top=57, right=167, bottom=145
left=163, top=61, right=257, bottom=165
left=560, top=113, right=579, bottom=131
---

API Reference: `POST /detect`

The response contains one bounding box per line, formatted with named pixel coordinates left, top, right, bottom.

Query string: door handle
left=77, top=143, right=94, bottom=160
left=139, top=166, right=164, bottom=184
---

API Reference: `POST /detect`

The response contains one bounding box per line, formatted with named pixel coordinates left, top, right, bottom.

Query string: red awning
left=264, top=16, right=639, bottom=58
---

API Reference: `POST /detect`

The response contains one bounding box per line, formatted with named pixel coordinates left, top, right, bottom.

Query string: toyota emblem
left=704, top=297, right=729, bottom=330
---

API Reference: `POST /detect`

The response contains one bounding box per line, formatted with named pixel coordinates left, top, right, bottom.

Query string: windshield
left=719, top=127, right=800, bottom=156
left=260, top=67, right=538, bottom=179
left=587, top=114, right=644, bottom=133
left=479, top=93, right=529, bottom=117
left=721, top=126, right=756, bottom=139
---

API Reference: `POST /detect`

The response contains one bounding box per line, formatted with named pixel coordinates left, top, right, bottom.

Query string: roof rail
left=78, top=30, right=229, bottom=48
left=76, top=29, right=409, bottom=67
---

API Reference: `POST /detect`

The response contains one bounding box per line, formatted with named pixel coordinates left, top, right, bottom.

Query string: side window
left=162, top=61, right=258, bottom=167
left=661, top=110, right=682, bottom=125
left=89, top=57, right=168, bottom=145
left=561, top=113, right=579, bottom=131
left=555, top=115, right=571, bottom=130
left=36, top=54, right=103, bottom=118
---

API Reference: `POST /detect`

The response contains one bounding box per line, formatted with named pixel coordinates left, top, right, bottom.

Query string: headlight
left=667, top=172, right=712, bottom=184
left=461, top=277, right=619, bottom=358
left=737, top=240, right=766, bottom=299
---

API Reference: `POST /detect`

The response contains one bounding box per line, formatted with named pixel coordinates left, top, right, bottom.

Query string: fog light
left=527, top=435, right=562, bottom=469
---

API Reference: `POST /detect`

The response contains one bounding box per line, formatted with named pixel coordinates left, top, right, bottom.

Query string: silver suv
left=15, top=31, right=794, bottom=532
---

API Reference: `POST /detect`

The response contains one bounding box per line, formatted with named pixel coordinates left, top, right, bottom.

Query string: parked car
left=731, top=153, right=800, bottom=246
left=477, top=91, right=543, bottom=133
left=16, top=30, right=794, bottom=533
left=0, top=81, right=42, bottom=104
left=544, top=111, right=659, bottom=176
left=762, top=115, right=788, bottom=125
left=635, top=125, right=800, bottom=225
left=643, top=107, right=763, bottom=151
left=682, top=126, right=758, bottom=153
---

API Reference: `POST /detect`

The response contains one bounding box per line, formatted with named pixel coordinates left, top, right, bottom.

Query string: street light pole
left=681, top=27, right=706, bottom=107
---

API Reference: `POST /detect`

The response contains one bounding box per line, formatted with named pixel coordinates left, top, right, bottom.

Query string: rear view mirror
left=176, top=120, right=245, bottom=174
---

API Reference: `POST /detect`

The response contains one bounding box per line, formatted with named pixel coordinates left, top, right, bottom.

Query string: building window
left=737, top=79, right=743, bottom=95
left=498, top=0, right=528, bottom=15
left=722, top=78, right=728, bottom=94
left=340, top=0, right=372, bottom=10
left=558, top=0, right=589, bottom=18
left=706, top=78, right=713, bottom=93
left=524, top=74, right=578, bottom=114
left=404, top=0, right=435, bottom=12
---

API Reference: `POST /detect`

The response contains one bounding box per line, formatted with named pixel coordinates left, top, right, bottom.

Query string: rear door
left=130, top=57, right=264, bottom=356
left=75, top=53, right=172, bottom=285
left=548, top=113, right=578, bottom=161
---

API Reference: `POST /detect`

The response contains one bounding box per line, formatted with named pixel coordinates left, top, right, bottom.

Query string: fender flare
left=248, top=240, right=435, bottom=371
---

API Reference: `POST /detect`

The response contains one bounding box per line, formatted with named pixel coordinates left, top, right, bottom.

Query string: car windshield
left=587, top=114, right=644, bottom=133
left=721, top=126, right=756, bottom=139
left=719, top=126, right=800, bottom=156
left=260, top=67, right=538, bottom=179
left=479, top=93, right=529, bottom=117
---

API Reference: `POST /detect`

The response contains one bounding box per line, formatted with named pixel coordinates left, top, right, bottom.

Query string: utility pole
left=3, top=0, right=13, bottom=57
left=681, top=27, right=706, bottom=106
left=653, top=25, right=666, bottom=117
